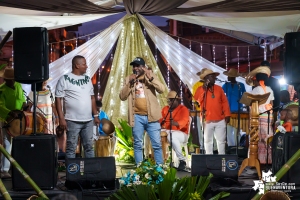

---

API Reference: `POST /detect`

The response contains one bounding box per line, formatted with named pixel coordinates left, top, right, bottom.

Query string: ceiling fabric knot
left=122, top=0, right=188, bottom=15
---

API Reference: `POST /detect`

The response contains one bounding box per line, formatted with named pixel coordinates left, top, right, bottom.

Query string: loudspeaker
left=12, top=134, right=57, bottom=190
left=65, top=157, right=116, bottom=190
left=272, top=132, right=300, bottom=185
left=191, top=154, right=239, bottom=185
left=13, top=27, right=49, bottom=84
left=284, top=32, right=300, bottom=85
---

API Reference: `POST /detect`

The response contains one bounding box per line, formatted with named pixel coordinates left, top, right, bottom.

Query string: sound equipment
left=65, top=157, right=116, bottom=190
left=12, top=134, right=57, bottom=190
left=191, top=154, right=239, bottom=186
left=272, top=132, right=300, bottom=185
left=284, top=32, right=300, bottom=85
left=31, top=82, right=43, bottom=92
left=13, top=27, right=49, bottom=84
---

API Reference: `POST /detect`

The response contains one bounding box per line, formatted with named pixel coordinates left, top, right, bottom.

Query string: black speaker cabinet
left=272, top=132, right=300, bottom=185
left=13, top=27, right=49, bottom=84
left=65, top=157, right=116, bottom=190
left=284, top=32, right=300, bottom=85
left=12, top=134, right=57, bottom=190
left=191, top=154, right=239, bottom=181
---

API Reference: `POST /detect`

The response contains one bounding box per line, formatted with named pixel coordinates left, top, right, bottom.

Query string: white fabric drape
left=22, top=16, right=124, bottom=94
left=0, top=13, right=114, bottom=38
left=164, top=11, right=300, bottom=37
left=139, top=14, right=252, bottom=92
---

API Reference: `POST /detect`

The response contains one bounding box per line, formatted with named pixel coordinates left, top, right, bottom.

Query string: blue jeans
left=132, top=115, right=163, bottom=165
left=66, top=120, right=94, bottom=158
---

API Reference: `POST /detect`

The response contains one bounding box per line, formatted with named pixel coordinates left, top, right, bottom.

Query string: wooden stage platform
left=0, top=163, right=299, bottom=200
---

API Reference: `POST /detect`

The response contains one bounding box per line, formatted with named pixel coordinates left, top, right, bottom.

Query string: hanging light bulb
left=213, top=45, right=216, bottom=64
left=248, top=46, right=250, bottom=73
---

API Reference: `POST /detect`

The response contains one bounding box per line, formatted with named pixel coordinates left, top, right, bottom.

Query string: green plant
left=119, top=159, right=169, bottom=187
left=107, top=167, right=230, bottom=200
left=187, top=134, right=199, bottom=153
left=115, top=119, right=135, bottom=163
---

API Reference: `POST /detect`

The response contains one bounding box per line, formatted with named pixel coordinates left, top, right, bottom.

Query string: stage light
left=279, top=77, right=286, bottom=85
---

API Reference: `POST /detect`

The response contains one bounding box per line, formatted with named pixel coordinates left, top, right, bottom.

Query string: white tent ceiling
left=0, top=0, right=299, bottom=39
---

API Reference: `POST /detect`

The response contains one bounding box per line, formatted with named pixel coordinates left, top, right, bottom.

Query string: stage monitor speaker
left=284, top=32, right=300, bottom=85
left=272, top=132, right=300, bottom=185
left=65, top=157, right=116, bottom=190
left=191, top=154, right=239, bottom=185
left=12, top=134, right=57, bottom=190
left=13, top=27, right=49, bottom=84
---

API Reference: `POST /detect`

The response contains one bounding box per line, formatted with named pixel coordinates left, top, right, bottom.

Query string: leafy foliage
left=115, top=119, right=135, bottom=163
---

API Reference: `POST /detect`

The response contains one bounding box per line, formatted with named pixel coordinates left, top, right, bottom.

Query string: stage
left=0, top=161, right=299, bottom=200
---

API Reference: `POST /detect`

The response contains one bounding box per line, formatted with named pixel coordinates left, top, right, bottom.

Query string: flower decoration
left=119, top=159, right=169, bottom=187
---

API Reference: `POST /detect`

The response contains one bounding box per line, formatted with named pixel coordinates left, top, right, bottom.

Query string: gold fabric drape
left=102, top=15, right=168, bottom=126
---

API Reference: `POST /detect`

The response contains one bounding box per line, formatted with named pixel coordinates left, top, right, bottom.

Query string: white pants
left=226, top=125, right=237, bottom=146
left=166, top=130, right=188, bottom=161
left=0, top=122, right=11, bottom=172
left=198, top=116, right=218, bottom=151
left=204, top=120, right=226, bottom=154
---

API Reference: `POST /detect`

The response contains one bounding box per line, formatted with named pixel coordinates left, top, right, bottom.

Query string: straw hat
left=200, top=69, right=220, bottom=80
left=166, top=91, right=181, bottom=99
left=223, top=68, right=240, bottom=77
left=245, top=66, right=271, bottom=86
left=196, top=68, right=208, bottom=76
left=2, top=67, right=14, bottom=80
left=101, top=118, right=115, bottom=136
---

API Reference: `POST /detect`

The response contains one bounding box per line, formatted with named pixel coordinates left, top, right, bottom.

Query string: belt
left=205, top=119, right=223, bottom=124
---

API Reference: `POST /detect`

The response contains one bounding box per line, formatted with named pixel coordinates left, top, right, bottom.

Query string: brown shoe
left=1, top=171, right=11, bottom=179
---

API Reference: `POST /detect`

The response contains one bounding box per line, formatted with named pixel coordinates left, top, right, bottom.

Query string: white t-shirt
left=251, top=86, right=274, bottom=113
left=55, top=72, right=94, bottom=122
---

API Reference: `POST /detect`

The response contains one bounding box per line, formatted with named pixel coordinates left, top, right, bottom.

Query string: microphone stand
left=161, top=82, right=183, bottom=168
left=259, top=103, right=283, bottom=172
left=48, top=87, right=55, bottom=135
left=201, top=84, right=209, bottom=154
left=236, top=83, right=241, bottom=155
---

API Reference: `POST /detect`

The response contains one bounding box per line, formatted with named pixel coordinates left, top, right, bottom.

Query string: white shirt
left=55, top=72, right=94, bottom=122
left=251, top=86, right=274, bottom=113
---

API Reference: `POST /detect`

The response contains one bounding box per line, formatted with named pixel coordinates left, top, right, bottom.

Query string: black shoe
left=177, top=160, right=186, bottom=171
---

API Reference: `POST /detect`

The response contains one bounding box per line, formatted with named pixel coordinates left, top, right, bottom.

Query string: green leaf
left=208, top=191, right=230, bottom=200
left=157, top=168, right=177, bottom=200
left=0, top=64, right=6, bottom=71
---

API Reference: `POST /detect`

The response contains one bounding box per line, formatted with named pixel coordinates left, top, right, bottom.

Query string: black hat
left=260, top=60, right=270, bottom=67
left=130, top=57, right=145, bottom=66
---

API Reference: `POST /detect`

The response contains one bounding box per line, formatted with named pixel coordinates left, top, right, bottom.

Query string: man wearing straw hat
left=160, top=90, right=189, bottom=170
left=194, top=69, right=231, bottom=154
left=0, top=67, right=26, bottom=178
left=222, top=68, right=246, bottom=147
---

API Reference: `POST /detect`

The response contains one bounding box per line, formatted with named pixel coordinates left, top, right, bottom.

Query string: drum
left=5, top=110, right=47, bottom=137
left=94, top=136, right=111, bottom=157
left=228, top=112, right=250, bottom=135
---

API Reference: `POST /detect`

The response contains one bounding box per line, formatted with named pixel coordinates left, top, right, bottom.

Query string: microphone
left=130, top=71, right=142, bottom=85
left=22, top=89, right=27, bottom=94
left=47, top=85, right=51, bottom=90
left=216, top=78, right=226, bottom=82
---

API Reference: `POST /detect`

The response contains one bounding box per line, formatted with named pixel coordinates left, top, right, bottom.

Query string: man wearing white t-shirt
left=55, top=55, right=100, bottom=158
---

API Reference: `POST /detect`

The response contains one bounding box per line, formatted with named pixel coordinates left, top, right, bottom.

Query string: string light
left=63, top=42, right=66, bottom=55
left=75, top=38, right=78, bottom=48
left=213, top=45, right=215, bottom=64
left=155, top=45, right=157, bottom=61
left=237, top=47, right=239, bottom=72
left=248, top=46, right=250, bottom=73
left=264, top=45, right=267, bottom=60
left=50, top=44, right=53, bottom=63
left=189, top=41, right=191, bottom=50
left=97, top=66, right=101, bottom=100
left=225, top=46, right=228, bottom=70
left=200, top=43, right=203, bottom=60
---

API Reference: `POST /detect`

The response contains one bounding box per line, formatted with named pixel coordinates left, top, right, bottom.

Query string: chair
left=172, top=116, right=192, bottom=168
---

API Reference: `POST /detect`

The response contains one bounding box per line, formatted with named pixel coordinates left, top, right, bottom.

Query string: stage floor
left=0, top=163, right=299, bottom=200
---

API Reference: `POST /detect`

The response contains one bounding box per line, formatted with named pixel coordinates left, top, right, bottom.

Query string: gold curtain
left=102, top=14, right=168, bottom=126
